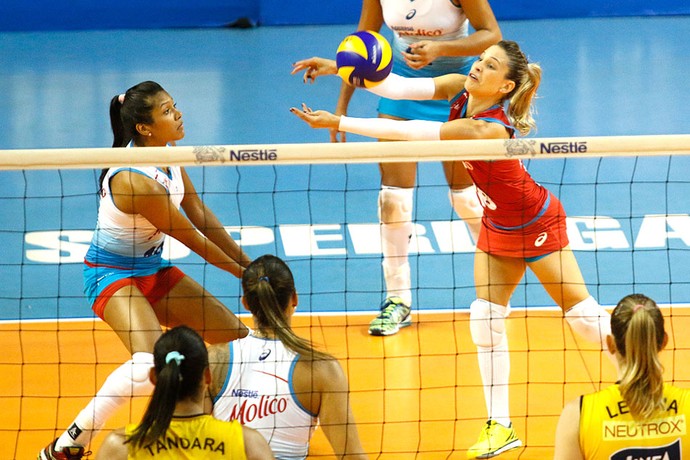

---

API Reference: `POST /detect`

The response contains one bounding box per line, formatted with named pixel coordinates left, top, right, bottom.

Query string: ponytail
left=243, top=255, right=329, bottom=361
left=109, top=94, right=127, bottom=148
left=611, top=294, right=666, bottom=421
left=99, top=95, right=126, bottom=189
left=126, top=326, right=208, bottom=449
left=497, top=40, right=541, bottom=136
left=508, top=62, right=540, bottom=136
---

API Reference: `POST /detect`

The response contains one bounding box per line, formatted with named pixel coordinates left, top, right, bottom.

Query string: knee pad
left=449, top=186, right=482, bottom=219
left=565, top=296, right=611, bottom=345
left=379, top=187, right=413, bottom=227
left=105, top=352, right=154, bottom=397
left=131, top=351, right=155, bottom=383
left=449, top=187, right=483, bottom=240
left=469, top=299, right=508, bottom=349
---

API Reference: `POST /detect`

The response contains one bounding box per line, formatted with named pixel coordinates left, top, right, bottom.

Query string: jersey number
left=475, top=186, right=497, bottom=211
left=144, top=242, right=164, bottom=258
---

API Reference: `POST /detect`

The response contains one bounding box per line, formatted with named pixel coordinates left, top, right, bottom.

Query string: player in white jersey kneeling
left=209, top=254, right=368, bottom=460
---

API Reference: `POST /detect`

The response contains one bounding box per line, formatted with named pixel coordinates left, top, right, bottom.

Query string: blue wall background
left=1, top=0, right=688, bottom=31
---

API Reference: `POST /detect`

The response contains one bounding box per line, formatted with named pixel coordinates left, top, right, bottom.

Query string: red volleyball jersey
left=449, top=91, right=549, bottom=230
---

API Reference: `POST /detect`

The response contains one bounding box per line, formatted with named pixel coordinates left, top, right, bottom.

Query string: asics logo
left=534, top=232, right=548, bottom=247
left=406, top=9, right=416, bottom=19
left=258, top=349, right=271, bottom=361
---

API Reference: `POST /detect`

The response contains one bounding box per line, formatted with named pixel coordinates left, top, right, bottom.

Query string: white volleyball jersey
left=381, top=0, right=469, bottom=75
left=212, top=334, right=317, bottom=460
left=86, top=166, right=184, bottom=268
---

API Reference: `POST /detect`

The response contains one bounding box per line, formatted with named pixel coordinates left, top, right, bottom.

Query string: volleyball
left=336, top=31, right=393, bottom=88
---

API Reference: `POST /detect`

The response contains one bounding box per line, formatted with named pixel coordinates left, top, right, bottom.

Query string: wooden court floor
left=3, top=307, right=690, bottom=459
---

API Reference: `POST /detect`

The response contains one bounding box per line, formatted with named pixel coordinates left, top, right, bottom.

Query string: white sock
left=381, top=226, right=412, bottom=306
left=379, top=187, right=414, bottom=306
left=449, top=187, right=482, bottom=242
left=477, top=341, right=511, bottom=427
left=56, top=352, right=154, bottom=448
left=470, top=300, right=511, bottom=426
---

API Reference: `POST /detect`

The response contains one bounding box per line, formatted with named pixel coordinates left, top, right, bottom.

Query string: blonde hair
left=497, top=40, right=541, bottom=136
left=611, top=294, right=666, bottom=421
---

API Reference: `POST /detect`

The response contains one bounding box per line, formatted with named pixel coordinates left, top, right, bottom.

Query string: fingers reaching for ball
left=291, top=58, right=338, bottom=83
left=289, top=104, right=340, bottom=130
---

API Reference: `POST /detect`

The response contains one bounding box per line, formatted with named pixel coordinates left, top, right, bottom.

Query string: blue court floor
left=0, top=16, right=689, bottom=320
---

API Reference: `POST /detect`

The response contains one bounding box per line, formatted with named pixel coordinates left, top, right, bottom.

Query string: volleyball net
left=3, top=134, right=690, bottom=458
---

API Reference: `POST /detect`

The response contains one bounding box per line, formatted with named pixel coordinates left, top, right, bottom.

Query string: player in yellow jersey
left=96, top=326, right=273, bottom=460
left=555, top=293, right=690, bottom=459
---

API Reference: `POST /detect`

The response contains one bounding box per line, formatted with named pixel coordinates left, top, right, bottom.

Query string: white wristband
left=367, top=73, right=436, bottom=100
left=338, top=116, right=442, bottom=141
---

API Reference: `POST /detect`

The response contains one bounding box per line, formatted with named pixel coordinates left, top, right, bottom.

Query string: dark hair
left=126, top=326, right=209, bottom=449
left=496, top=40, right=541, bottom=136
left=243, top=255, right=329, bottom=360
left=611, top=293, right=666, bottom=421
left=99, top=80, right=167, bottom=188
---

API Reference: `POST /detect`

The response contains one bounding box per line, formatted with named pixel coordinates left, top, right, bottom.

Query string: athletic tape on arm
left=367, top=73, right=436, bottom=101
left=339, top=116, right=442, bottom=141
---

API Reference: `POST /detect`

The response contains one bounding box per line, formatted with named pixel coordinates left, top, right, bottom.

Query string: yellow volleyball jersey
left=579, top=383, right=690, bottom=459
left=126, top=414, right=247, bottom=460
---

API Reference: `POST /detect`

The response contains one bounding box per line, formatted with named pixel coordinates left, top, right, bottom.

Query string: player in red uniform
left=292, top=40, right=613, bottom=458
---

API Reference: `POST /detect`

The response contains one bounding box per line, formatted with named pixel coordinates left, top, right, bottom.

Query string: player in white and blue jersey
left=40, top=80, right=252, bottom=460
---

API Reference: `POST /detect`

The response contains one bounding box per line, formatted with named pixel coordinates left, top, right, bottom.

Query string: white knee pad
left=106, top=352, right=155, bottom=397
left=565, top=296, right=611, bottom=346
left=130, top=352, right=155, bottom=389
left=379, top=187, right=413, bottom=227
left=449, top=186, right=483, bottom=240
left=470, top=299, right=509, bottom=349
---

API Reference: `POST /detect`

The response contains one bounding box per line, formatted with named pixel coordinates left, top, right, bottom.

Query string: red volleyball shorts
left=91, top=266, right=185, bottom=320
left=477, top=193, right=569, bottom=259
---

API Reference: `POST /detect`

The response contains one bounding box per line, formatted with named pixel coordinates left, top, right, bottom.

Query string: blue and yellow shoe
left=368, top=296, right=411, bottom=336
left=466, top=420, right=522, bottom=459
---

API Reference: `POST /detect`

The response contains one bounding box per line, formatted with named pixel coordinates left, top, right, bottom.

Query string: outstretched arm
left=291, top=103, right=509, bottom=142
left=290, top=103, right=442, bottom=141
left=180, top=168, right=252, bottom=270
left=111, top=171, right=245, bottom=278
left=293, top=58, right=466, bottom=103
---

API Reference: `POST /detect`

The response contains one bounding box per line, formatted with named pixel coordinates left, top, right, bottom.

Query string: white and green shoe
left=368, top=296, right=411, bottom=336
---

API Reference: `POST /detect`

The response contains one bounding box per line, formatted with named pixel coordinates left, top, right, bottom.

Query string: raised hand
left=291, top=57, right=338, bottom=83
left=289, top=103, right=340, bottom=129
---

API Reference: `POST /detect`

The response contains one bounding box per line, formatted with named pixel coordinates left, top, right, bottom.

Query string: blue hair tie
left=165, top=351, right=185, bottom=366
left=258, top=276, right=270, bottom=283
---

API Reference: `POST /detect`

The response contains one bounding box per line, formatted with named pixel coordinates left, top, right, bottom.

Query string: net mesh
left=3, top=137, right=690, bottom=458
